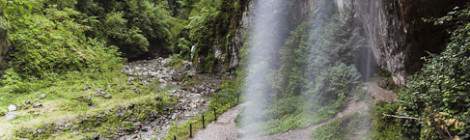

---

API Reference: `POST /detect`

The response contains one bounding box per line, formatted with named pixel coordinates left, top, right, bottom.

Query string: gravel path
left=192, top=105, right=242, bottom=140
left=191, top=100, right=369, bottom=140
left=190, top=79, right=397, bottom=140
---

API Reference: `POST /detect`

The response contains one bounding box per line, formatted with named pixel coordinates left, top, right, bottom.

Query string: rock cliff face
left=351, top=0, right=462, bottom=84
left=225, top=0, right=314, bottom=71
left=225, top=0, right=462, bottom=84
left=323, top=0, right=463, bottom=84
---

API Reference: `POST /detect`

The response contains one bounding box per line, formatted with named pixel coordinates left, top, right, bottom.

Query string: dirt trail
left=191, top=106, right=242, bottom=140
left=259, top=101, right=369, bottom=140
left=191, top=80, right=396, bottom=140
left=191, top=100, right=368, bottom=140
left=365, top=78, right=397, bottom=103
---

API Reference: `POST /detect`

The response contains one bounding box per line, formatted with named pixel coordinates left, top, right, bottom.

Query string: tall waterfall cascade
left=240, top=0, right=381, bottom=139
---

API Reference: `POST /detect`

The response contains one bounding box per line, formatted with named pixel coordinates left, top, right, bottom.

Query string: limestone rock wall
left=352, top=0, right=461, bottom=84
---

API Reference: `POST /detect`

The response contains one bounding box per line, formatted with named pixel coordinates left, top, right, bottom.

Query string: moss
left=13, top=94, right=175, bottom=140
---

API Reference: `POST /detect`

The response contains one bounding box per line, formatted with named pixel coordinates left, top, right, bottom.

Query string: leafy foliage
left=396, top=5, right=470, bottom=140
left=2, top=0, right=121, bottom=78
left=371, top=103, right=405, bottom=140
left=76, top=0, right=174, bottom=59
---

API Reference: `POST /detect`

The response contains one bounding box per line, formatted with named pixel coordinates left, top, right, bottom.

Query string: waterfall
left=240, top=0, right=288, bottom=139
left=240, top=0, right=378, bottom=139
left=303, top=0, right=376, bottom=137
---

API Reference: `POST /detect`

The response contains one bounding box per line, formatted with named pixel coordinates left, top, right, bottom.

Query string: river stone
left=8, top=104, right=17, bottom=112
left=33, top=103, right=43, bottom=108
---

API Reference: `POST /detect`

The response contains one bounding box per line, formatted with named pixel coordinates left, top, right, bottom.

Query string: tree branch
left=382, top=113, right=421, bottom=120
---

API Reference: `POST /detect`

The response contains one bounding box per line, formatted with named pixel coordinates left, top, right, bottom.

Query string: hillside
left=0, top=0, right=469, bottom=140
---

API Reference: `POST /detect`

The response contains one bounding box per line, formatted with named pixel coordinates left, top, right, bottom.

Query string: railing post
left=213, top=108, right=217, bottom=121
left=189, top=123, right=193, bottom=138
left=202, top=114, right=206, bottom=128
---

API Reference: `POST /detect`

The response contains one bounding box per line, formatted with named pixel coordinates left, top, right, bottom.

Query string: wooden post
left=202, top=114, right=206, bottom=128
left=189, top=123, right=193, bottom=138
left=138, top=124, right=143, bottom=139
left=237, top=94, right=240, bottom=103
left=173, top=135, right=176, bottom=140
left=213, top=108, right=217, bottom=121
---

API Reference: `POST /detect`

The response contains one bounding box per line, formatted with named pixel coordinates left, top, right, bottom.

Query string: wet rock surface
left=351, top=0, right=460, bottom=85
left=119, top=58, right=221, bottom=140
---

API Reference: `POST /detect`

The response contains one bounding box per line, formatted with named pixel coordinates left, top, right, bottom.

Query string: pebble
left=33, top=103, right=43, bottom=108
left=8, top=104, right=17, bottom=112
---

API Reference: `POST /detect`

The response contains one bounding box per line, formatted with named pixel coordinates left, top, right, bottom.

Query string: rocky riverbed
left=119, top=58, right=222, bottom=140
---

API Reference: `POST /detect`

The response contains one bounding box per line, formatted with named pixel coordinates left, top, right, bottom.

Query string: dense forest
left=0, top=0, right=469, bottom=140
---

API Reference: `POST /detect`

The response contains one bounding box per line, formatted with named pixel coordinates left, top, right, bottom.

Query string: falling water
left=240, top=0, right=378, bottom=139
left=304, top=0, right=376, bottom=138
left=240, top=0, right=288, bottom=139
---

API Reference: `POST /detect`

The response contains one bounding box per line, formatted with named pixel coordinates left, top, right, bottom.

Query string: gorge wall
left=226, top=0, right=463, bottom=84
left=351, top=0, right=463, bottom=85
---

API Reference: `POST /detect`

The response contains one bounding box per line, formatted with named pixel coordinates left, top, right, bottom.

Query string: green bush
left=311, top=64, right=361, bottom=107
left=397, top=5, right=470, bottom=140
left=371, top=102, right=405, bottom=140
left=76, top=0, right=174, bottom=59
left=2, top=0, right=121, bottom=78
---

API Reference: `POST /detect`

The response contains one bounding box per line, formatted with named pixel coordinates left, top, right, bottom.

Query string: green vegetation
left=76, top=0, right=176, bottom=58
left=371, top=103, right=405, bottom=140
left=1, top=0, right=248, bottom=65
left=2, top=0, right=121, bottom=78
left=373, top=5, right=470, bottom=140
left=312, top=117, right=345, bottom=140
left=14, top=92, right=175, bottom=140
left=0, top=69, right=175, bottom=139
left=312, top=113, right=370, bottom=140
left=1, top=0, right=468, bottom=139
left=0, top=0, right=247, bottom=139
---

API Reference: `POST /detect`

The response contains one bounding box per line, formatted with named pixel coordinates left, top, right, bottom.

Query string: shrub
left=3, top=0, right=121, bottom=78
left=398, top=5, right=470, bottom=139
